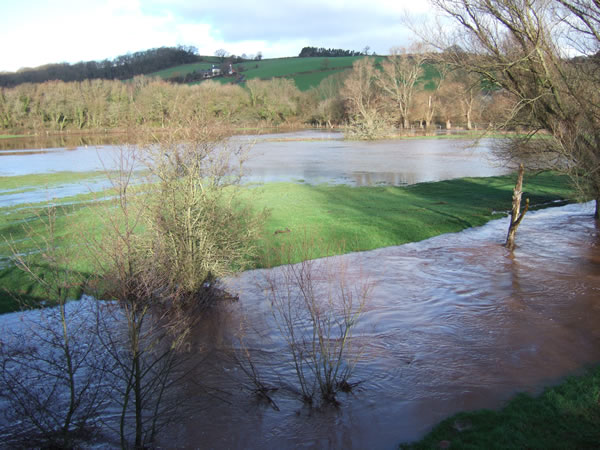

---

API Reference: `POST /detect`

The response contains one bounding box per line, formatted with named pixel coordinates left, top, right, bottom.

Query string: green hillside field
left=149, top=55, right=442, bottom=92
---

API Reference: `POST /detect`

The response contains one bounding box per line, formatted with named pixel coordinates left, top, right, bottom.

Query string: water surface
left=1, top=202, right=598, bottom=448
left=0, top=131, right=508, bottom=207
left=157, top=201, right=600, bottom=448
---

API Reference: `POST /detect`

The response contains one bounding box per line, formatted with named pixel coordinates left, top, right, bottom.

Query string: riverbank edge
left=400, top=364, right=600, bottom=449
left=0, top=171, right=575, bottom=314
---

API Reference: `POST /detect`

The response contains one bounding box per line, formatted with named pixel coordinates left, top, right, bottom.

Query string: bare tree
left=506, top=164, right=530, bottom=249
left=214, top=49, right=229, bottom=62
left=341, top=58, right=391, bottom=139
left=0, top=207, right=109, bottom=447
left=375, top=44, right=428, bottom=129
left=423, top=0, right=600, bottom=217
left=264, top=252, right=372, bottom=405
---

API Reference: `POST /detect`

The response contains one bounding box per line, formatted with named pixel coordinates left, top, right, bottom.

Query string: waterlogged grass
left=401, top=366, right=600, bottom=449
left=0, top=134, right=28, bottom=139
left=0, top=171, right=109, bottom=191
left=0, top=172, right=573, bottom=312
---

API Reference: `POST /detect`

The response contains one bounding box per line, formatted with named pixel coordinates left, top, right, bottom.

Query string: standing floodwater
left=155, top=202, right=600, bottom=449
left=0, top=131, right=509, bottom=207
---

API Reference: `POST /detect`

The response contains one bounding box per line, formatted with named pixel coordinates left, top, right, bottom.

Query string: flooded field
left=0, top=131, right=509, bottom=206
left=153, top=201, right=598, bottom=448
left=1, top=198, right=597, bottom=447
left=2, top=131, right=596, bottom=448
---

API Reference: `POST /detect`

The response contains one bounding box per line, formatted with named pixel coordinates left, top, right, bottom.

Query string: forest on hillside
left=0, top=49, right=507, bottom=134
left=0, top=46, right=201, bottom=87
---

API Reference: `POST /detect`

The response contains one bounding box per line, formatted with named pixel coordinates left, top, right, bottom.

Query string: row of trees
left=298, top=47, right=363, bottom=57
left=0, top=62, right=494, bottom=133
left=0, top=46, right=201, bottom=87
left=0, top=77, right=305, bottom=131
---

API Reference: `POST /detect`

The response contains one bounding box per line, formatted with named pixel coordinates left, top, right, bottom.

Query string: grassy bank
left=0, top=171, right=573, bottom=313
left=252, top=172, right=572, bottom=265
left=401, top=366, right=600, bottom=449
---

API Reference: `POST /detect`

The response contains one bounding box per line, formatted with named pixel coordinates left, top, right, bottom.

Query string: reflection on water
left=0, top=131, right=509, bottom=207
left=159, top=202, right=600, bottom=448
left=243, top=133, right=509, bottom=186
left=0, top=133, right=132, bottom=151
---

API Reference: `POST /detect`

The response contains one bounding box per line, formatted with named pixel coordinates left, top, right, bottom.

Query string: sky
left=0, top=0, right=432, bottom=72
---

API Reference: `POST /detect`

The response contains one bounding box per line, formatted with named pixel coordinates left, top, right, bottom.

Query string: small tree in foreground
left=263, top=250, right=372, bottom=405
left=0, top=207, right=109, bottom=447
left=86, top=122, right=266, bottom=447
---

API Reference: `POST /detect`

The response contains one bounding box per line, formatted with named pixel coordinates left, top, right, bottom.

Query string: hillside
left=151, top=55, right=443, bottom=92
left=150, top=55, right=365, bottom=91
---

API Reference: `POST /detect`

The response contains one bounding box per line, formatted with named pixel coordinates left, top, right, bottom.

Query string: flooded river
left=0, top=131, right=509, bottom=206
left=1, top=200, right=598, bottom=447
left=2, top=132, right=597, bottom=448
left=147, top=201, right=599, bottom=449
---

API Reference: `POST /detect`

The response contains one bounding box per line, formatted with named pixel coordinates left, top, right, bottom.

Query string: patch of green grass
left=400, top=365, right=600, bottom=449
left=236, top=56, right=362, bottom=81
left=0, top=134, right=28, bottom=139
left=0, top=172, right=573, bottom=313
left=0, top=192, right=109, bottom=313
left=290, top=68, right=351, bottom=90
left=244, top=172, right=573, bottom=266
left=0, top=171, right=108, bottom=191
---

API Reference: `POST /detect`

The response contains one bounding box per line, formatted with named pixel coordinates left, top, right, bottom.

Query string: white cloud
left=0, top=0, right=428, bottom=71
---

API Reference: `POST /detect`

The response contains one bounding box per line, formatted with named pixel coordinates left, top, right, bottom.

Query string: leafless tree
left=420, top=0, right=600, bottom=217
left=263, top=252, right=372, bottom=405
left=341, top=58, right=391, bottom=139
left=375, top=44, right=428, bottom=129
left=0, top=207, right=110, bottom=447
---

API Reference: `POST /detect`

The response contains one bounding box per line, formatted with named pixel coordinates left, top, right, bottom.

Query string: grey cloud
left=143, top=0, right=410, bottom=46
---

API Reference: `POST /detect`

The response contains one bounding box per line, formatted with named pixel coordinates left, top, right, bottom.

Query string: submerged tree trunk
left=506, top=164, right=529, bottom=250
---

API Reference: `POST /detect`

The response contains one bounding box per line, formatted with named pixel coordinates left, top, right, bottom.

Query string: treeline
left=0, top=76, right=311, bottom=131
left=0, top=46, right=200, bottom=88
left=0, top=54, right=507, bottom=134
left=298, top=47, right=363, bottom=57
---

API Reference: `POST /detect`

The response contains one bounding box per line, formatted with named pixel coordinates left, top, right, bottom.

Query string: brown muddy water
left=148, top=201, right=599, bottom=449
left=0, top=202, right=598, bottom=447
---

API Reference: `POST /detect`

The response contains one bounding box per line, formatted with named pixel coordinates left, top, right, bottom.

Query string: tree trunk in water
left=595, top=197, right=599, bottom=220
left=506, top=164, right=529, bottom=250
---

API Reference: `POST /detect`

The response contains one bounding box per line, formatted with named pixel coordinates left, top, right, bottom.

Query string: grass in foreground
left=0, top=172, right=573, bottom=313
left=401, top=366, right=600, bottom=449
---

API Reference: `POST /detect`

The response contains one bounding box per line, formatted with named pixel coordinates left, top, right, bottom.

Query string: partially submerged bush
left=264, top=252, right=372, bottom=404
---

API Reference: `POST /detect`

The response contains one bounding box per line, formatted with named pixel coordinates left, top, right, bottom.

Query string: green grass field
left=0, top=170, right=573, bottom=313
left=401, top=365, right=600, bottom=449
left=149, top=55, right=444, bottom=92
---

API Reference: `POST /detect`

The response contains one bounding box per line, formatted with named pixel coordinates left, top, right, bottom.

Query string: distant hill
left=0, top=45, right=443, bottom=93
left=153, top=56, right=365, bottom=91
left=0, top=46, right=202, bottom=87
